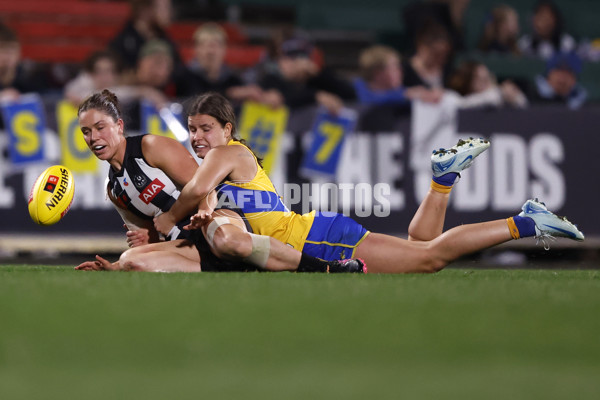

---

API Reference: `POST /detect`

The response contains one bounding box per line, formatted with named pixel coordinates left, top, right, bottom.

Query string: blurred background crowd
left=1, top=0, right=599, bottom=126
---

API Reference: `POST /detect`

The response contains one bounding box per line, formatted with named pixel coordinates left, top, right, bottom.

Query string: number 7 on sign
left=315, top=122, right=344, bottom=164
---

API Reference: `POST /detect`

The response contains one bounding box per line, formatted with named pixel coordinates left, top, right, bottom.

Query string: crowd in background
left=0, top=0, right=597, bottom=124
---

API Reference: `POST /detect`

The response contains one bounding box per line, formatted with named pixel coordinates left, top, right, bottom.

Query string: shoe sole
left=431, top=137, right=490, bottom=177
left=520, top=199, right=585, bottom=241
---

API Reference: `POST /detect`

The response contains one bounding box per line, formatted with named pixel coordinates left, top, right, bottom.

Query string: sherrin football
left=28, top=165, right=75, bottom=225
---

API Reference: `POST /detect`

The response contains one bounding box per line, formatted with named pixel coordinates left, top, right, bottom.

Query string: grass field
left=1, top=265, right=599, bottom=400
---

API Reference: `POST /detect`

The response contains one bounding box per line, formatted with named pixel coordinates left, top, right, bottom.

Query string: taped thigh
left=205, top=217, right=235, bottom=246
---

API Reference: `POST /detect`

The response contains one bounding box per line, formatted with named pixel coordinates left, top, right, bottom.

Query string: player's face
left=79, top=109, right=124, bottom=161
left=188, top=113, right=232, bottom=159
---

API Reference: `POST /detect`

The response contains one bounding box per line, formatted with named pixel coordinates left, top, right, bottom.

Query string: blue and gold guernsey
left=218, top=140, right=369, bottom=260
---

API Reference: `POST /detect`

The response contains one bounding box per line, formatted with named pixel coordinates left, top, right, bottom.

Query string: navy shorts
left=302, top=212, right=369, bottom=261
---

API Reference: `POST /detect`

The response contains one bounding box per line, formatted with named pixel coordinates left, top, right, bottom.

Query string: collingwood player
left=74, top=90, right=365, bottom=273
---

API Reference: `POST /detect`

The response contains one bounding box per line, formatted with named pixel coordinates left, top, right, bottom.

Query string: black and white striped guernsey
left=107, top=134, right=256, bottom=271
left=108, top=134, right=186, bottom=237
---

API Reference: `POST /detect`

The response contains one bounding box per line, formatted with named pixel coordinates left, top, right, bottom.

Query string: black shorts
left=185, top=229, right=257, bottom=272
left=189, top=206, right=258, bottom=272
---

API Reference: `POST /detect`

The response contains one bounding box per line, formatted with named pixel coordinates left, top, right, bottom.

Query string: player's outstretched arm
left=154, top=146, right=237, bottom=235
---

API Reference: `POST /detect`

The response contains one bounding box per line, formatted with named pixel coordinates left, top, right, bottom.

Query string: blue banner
left=301, top=108, right=357, bottom=178
left=0, top=95, right=46, bottom=165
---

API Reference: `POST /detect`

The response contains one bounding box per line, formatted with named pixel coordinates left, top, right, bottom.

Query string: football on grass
left=28, top=165, right=75, bottom=225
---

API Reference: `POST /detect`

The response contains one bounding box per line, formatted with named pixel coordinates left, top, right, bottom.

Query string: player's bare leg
left=204, top=210, right=300, bottom=271
left=408, top=138, right=490, bottom=242
left=357, top=220, right=512, bottom=273
left=408, top=189, right=449, bottom=241
left=357, top=199, right=584, bottom=273
left=119, top=239, right=201, bottom=272
left=206, top=209, right=364, bottom=272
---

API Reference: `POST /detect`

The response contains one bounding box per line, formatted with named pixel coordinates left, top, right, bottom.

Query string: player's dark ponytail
left=78, top=89, right=123, bottom=122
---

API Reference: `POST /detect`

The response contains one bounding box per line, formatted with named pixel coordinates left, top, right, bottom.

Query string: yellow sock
left=431, top=180, right=453, bottom=194
left=506, top=217, right=520, bottom=239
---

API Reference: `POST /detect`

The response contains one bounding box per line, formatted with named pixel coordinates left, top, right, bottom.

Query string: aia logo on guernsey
left=139, top=178, right=165, bottom=204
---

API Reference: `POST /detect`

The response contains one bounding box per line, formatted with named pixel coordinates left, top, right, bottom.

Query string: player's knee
left=426, top=258, right=447, bottom=273
left=425, top=255, right=447, bottom=273
left=211, top=227, right=252, bottom=259
left=119, top=249, right=145, bottom=271
left=420, top=248, right=447, bottom=273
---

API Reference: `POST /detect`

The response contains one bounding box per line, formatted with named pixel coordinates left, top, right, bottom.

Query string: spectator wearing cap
left=531, top=52, right=587, bottom=109
left=181, top=23, right=263, bottom=103
left=258, top=34, right=356, bottom=114
left=353, top=45, right=442, bottom=106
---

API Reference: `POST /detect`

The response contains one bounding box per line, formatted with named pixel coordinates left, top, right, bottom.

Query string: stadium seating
left=0, top=0, right=262, bottom=67
left=1, top=0, right=598, bottom=95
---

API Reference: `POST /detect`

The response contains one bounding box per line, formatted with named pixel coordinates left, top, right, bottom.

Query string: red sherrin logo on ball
left=44, top=175, right=59, bottom=193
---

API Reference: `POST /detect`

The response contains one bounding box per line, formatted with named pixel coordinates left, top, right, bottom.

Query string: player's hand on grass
left=125, top=225, right=150, bottom=248
left=154, top=212, right=176, bottom=236
left=75, top=255, right=119, bottom=271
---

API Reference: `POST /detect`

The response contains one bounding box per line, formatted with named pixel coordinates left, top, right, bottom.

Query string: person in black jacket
left=0, top=22, right=47, bottom=101
left=402, top=21, right=454, bottom=89
left=108, top=0, right=184, bottom=79
left=179, top=22, right=263, bottom=104
left=258, top=34, right=356, bottom=114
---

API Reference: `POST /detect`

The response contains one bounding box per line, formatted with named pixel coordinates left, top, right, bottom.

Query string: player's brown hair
left=188, top=92, right=262, bottom=166
left=77, top=89, right=123, bottom=122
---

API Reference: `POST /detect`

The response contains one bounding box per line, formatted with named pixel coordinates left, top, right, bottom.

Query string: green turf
left=1, top=266, right=599, bottom=400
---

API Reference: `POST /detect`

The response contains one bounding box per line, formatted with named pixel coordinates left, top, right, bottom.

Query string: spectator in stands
left=403, top=22, right=454, bottom=89
left=530, top=52, right=587, bottom=109
left=402, top=0, right=470, bottom=53
left=64, top=50, right=123, bottom=105
left=129, top=39, right=176, bottom=100
left=258, top=33, right=356, bottom=114
left=354, top=45, right=442, bottom=105
left=518, top=0, right=576, bottom=60
left=478, top=5, right=521, bottom=55
left=448, top=60, right=528, bottom=109
left=242, top=26, right=287, bottom=85
left=182, top=23, right=262, bottom=103
left=108, top=0, right=183, bottom=74
left=0, top=22, right=45, bottom=101
left=64, top=47, right=171, bottom=111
